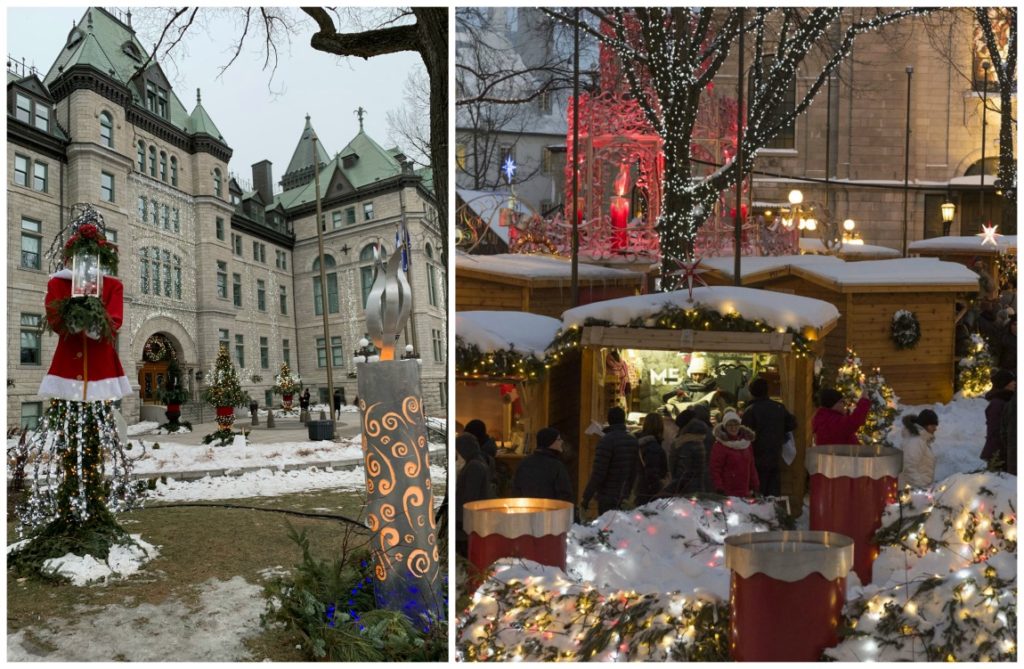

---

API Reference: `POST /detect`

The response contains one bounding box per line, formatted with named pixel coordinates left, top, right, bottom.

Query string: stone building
left=7, top=7, right=445, bottom=429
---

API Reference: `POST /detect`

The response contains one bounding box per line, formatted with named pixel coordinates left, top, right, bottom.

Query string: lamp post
left=902, top=65, right=913, bottom=257
left=940, top=198, right=956, bottom=236
left=980, top=60, right=990, bottom=227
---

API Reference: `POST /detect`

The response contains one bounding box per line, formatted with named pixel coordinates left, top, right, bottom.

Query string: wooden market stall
left=700, top=256, right=980, bottom=404
left=561, top=287, right=839, bottom=514
left=456, top=251, right=645, bottom=318
left=909, top=235, right=1017, bottom=295
left=455, top=311, right=580, bottom=493
left=799, top=238, right=902, bottom=261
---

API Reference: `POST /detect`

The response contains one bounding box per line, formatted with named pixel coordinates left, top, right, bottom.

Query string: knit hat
left=674, top=408, right=696, bottom=430
left=915, top=409, right=939, bottom=428
left=749, top=377, right=769, bottom=399
left=819, top=388, right=843, bottom=409
left=536, top=427, right=560, bottom=450
left=456, top=433, right=480, bottom=460
left=992, top=369, right=1016, bottom=390
left=722, top=410, right=741, bottom=426
left=681, top=418, right=709, bottom=436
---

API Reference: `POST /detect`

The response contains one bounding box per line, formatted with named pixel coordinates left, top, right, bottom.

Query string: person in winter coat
left=1003, top=388, right=1017, bottom=476
left=741, top=377, right=797, bottom=496
left=512, top=428, right=573, bottom=502
left=688, top=404, right=716, bottom=491
left=634, top=413, right=669, bottom=506
left=455, top=433, right=493, bottom=557
left=898, top=409, right=939, bottom=489
left=710, top=411, right=759, bottom=497
left=811, top=388, right=871, bottom=446
left=982, top=369, right=1016, bottom=471
left=582, top=406, right=639, bottom=515
left=465, top=418, right=499, bottom=489
left=333, top=390, right=342, bottom=419
left=665, top=418, right=708, bottom=496
left=997, top=315, right=1016, bottom=373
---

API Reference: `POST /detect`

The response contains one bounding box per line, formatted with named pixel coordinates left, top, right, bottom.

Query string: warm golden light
left=788, top=189, right=804, bottom=205
left=843, top=219, right=856, bottom=232
left=940, top=200, right=956, bottom=223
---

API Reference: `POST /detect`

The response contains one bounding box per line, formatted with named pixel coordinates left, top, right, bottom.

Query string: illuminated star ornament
left=668, top=256, right=709, bottom=301
left=977, top=223, right=1002, bottom=247
left=501, top=155, right=517, bottom=184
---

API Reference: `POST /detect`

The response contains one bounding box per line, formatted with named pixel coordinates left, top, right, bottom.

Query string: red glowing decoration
left=610, top=164, right=631, bottom=250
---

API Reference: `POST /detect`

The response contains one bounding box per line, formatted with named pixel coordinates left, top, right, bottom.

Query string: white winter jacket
left=898, top=426, right=936, bottom=489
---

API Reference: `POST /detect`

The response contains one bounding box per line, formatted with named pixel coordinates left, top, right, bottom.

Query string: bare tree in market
left=545, top=7, right=929, bottom=287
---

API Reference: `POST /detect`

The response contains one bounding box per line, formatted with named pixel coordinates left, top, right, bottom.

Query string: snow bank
left=889, top=396, right=988, bottom=481
left=561, top=285, right=840, bottom=332
left=456, top=311, right=561, bottom=357
left=127, top=436, right=365, bottom=475
left=38, top=535, right=159, bottom=586
left=457, top=251, right=642, bottom=281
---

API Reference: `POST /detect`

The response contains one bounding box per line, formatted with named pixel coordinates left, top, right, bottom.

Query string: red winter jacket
left=709, top=424, right=760, bottom=497
left=811, top=397, right=871, bottom=446
left=38, top=272, right=132, bottom=402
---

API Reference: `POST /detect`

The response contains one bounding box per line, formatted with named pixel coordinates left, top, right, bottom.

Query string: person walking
left=455, top=433, right=493, bottom=557
left=811, top=388, right=871, bottom=446
left=581, top=406, right=639, bottom=516
left=741, top=377, right=797, bottom=496
left=710, top=410, right=759, bottom=497
left=982, top=369, right=1016, bottom=471
left=299, top=388, right=310, bottom=411
left=333, top=389, right=342, bottom=420
left=898, top=409, right=939, bottom=489
left=511, top=428, right=573, bottom=502
left=664, top=418, right=708, bottom=496
left=634, top=413, right=669, bottom=506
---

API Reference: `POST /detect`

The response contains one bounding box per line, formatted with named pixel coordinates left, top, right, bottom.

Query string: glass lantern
left=71, top=252, right=102, bottom=298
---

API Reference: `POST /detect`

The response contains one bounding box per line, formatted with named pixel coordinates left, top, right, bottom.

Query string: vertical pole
left=311, top=132, right=336, bottom=428
left=571, top=8, right=580, bottom=306
left=980, top=61, right=990, bottom=225
left=733, top=8, right=745, bottom=285
left=825, top=73, right=832, bottom=215
left=902, top=66, right=913, bottom=257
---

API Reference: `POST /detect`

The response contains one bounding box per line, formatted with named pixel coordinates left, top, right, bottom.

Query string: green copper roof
left=284, top=115, right=331, bottom=176
left=187, top=95, right=224, bottom=140
left=415, top=166, right=434, bottom=195
left=43, top=8, right=195, bottom=132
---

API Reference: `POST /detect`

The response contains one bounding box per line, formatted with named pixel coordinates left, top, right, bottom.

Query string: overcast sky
left=6, top=6, right=424, bottom=192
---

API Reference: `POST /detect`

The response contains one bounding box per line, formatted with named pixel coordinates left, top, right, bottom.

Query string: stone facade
left=7, top=8, right=445, bottom=430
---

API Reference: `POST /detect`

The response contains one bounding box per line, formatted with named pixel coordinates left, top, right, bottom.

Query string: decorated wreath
left=63, top=222, right=119, bottom=275
left=890, top=309, right=922, bottom=349
left=143, top=336, right=174, bottom=362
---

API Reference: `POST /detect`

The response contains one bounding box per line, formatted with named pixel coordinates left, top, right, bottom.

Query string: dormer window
left=14, top=93, right=50, bottom=132
left=122, top=41, right=142, bottom=62
left=145, top=80, right=169, bottom=119
left=66, top=27, right=83, bottom=50
left=342, top=153, right=359, bottom=169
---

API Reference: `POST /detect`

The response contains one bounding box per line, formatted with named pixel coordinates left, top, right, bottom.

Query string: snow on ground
left=39, top=535, right=159, bottom=586
left=127, top=436, right=364, bottom=475
left=889, top=396, right=988, bottom=480
left=147, top=463, right=448, bottom=502
left=7, top=576, right=265, bottom=661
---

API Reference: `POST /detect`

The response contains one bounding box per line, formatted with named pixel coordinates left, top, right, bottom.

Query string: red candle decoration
left=610, top=163, right=631, bottom=251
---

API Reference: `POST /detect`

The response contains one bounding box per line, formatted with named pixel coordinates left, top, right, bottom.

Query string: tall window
left=279, top=285, right=288, bottom=315
left=218, top=329, right=230, bottom=349
left=360, top=244, right=387, bottom=307
left=363, top=202, right=375, bottom=221
left=232, top=273, right=242, bottom=307
left=172, top=254, right=182, bottom=299
left=21, top=402, right=42, bottom=430
left=312, top=255, right=339, bottom=315
left=161, top=204, right=170, bottom=229
left=260, top=336, right=269, bottom=369
left=332, top=211, right=342, bottom=229
left=151, top=198, right=159, bottom=225
left=140, top=248, right=150, bottom=293
left=14, top=154, right=29, bottom=187
left=20, top=314, right=42, bottom=365
left=426, top=243, right=439, bottom=307
left=232, top=233, right=242, bottom=256
left=282, top=339, right=291, bottom=366
left=137, top=196, right=147, bottom=222
left=20, top=217, right=42, bottom=269
left=235, top=334, right=244, bottom=367
left=138, top=247, right=181, bottom=298
left=216, top=261, right=228, bottom=298
left=15, top=93, right=31, bottom=123
left=137, top=141, right=145, bottom=170
left=346, top=207, right=356, bottom=225
left=316, top=337, right=327, bottom=367
left=100, top=171, right=115, bottom=202
left=159, top=152, right=168, bottom=181
left=34, top=105, right=49, bottom=132
left=216, top=217, right=225, bottom=240
left=431, top=328, right=445, bottom=363
left=33, top=162, right=48, bottom=192
left=99, top=112, right=113, bottom=148
left=173, top=208, right=180, bottom=233
left=315, top=337, right=344, bottom=367
left=149, top=146, right=157, bottom=177
left=213, top=168, right=223, bottom=197
left=256, top=279, right=266, bottom=311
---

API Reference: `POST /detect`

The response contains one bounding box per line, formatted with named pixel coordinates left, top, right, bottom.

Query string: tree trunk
left=998, top=85, right=1016, bottom=234
left=414, top=8, right=448, bottom=229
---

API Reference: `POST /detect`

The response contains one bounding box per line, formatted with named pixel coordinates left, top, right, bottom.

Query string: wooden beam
left=581, top=326, right=793, bottom=352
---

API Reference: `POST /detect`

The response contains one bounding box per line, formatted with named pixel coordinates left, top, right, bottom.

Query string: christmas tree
left=158, top=357, right=189, bottom=430
left=201, top=344, right=249, bottom=444
left=834, top=348, right=899, bottom=447
left=272, top=362, right=301, bottom=396
left=957, top=333, right=995, bottom=398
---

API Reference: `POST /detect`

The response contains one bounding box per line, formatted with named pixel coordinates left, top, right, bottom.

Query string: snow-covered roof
left=457, top=189, right=535, bottom=243
left=909, top=234, right=1017, bottom=255
left=799, top=238, right=901, bottom=257
left=700, top=254, right=842, bottom=279
left=456, top=311, right=561, bottom=358
left=561, top=286, right=840, bottom=333
left=456, top=251, right=644, bottom=282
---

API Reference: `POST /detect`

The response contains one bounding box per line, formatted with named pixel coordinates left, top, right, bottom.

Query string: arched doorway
left=139, top=333, right=177, bottom=404
left=958, top=157, right=1007, bottom=236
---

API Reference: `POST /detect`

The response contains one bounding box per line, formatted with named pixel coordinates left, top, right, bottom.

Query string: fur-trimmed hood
left=713, top=423, right=755, bottom=450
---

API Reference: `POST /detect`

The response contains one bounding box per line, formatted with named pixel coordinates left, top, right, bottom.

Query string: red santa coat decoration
left=38, top=269, right=132, bottom=401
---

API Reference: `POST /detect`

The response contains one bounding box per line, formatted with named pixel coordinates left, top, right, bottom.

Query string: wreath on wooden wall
left=143, top=335, right=175, bottom=362
left=890, top=309, right=922, bottom=349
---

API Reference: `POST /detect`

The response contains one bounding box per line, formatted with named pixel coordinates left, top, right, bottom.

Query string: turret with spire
left=280, top=114, right=331, bottom=191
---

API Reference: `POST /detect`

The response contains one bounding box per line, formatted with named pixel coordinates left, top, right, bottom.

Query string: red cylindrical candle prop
left=806, top=444, right=902, bottom=584
left=726, top=531, right=854, bottom=661
left=464, top=497, right=574, bottom=574
left=610, top=196, right=629, bottom=250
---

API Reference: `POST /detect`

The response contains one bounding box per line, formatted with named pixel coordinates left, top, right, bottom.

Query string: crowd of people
left=455, top=364, right=1017, bottom=555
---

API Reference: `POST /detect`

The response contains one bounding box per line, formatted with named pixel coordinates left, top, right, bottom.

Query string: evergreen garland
left=62, top=222, right=119, bottom=275
left=44, top=296, right=116, bottom=343
left=454, top=337, right=547, bottom=379
left=890, top=309, right=921, bottom=349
